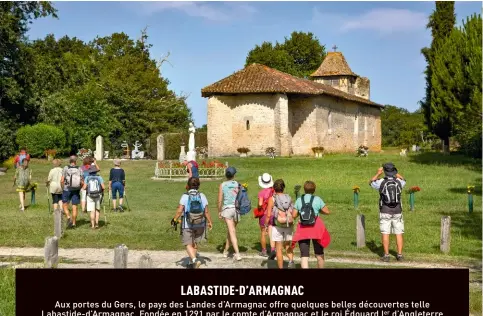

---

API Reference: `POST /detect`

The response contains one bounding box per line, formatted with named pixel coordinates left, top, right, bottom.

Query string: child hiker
left=257, top=173, right=276, bottom=258
left=264, top=179, right=295, bottom=268
left=173, top=177, right=213, bottom=269
left=14, top=159, right=31, bottom=212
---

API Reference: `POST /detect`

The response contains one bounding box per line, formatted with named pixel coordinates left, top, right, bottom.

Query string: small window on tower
left=246, top=120, right=250, bottom=130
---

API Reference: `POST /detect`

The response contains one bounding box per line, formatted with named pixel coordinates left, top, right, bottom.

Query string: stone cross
left=332, top=45, right=338, bottom=52
left=157, top=134, right=165, bottom=161
left=95, top=135, right=103, bottom=161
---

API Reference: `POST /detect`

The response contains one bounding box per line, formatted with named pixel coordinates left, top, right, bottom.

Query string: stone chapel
left=201, top=50, right=383, bottom=157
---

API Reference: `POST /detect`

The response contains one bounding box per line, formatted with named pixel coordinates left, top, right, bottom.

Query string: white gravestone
left=157, top=134, right=165, bottom=161
left=131, top=141, right=144, bottom=159
left=186, top=122, right=196, bottom=162
left=179, top=145, right=187, bottom=163
left=95, top=136, right=103, bottom=161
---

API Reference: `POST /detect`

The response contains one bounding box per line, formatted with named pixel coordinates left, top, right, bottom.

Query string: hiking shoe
left=223, top=250, right=230, bottom=258
left=118, top=205, right=124, bottom=213
left=66, top=218, right=73, bottom=228
left=268, top=251, right=277, bottom=260
left=234, top=254, right=242, bottom=261
left=396, top=254, right=404, bottom=262
left=288, top=261, right=295, bottom=269
left=380, top=254, right=390, bottom=262
left=259, top=249, right=268, bottom=257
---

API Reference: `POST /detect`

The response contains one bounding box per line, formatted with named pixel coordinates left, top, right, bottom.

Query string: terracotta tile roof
left=201, top=63, right=383, bottom=108
left=310, top=52, right=356, bottom=77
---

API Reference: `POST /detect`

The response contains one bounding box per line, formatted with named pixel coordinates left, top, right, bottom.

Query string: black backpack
left=299, top=194, right=316, bottom=226
left=379, top=177, right=402, bottom=208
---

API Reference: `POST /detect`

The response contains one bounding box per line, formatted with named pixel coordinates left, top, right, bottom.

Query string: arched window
left=246, top=120, right=250, bottom=130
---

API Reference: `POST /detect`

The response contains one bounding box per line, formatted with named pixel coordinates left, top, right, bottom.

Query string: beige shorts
left=380, top=213, right=404, bottom=235
left=182, top=228, right=205, bottom=246
left=221, top=206, right=240, bottom=222
left=271, top=225, right=293, bottom=242
left=86, top=195, right=101, bottom=212
left=80, top=189, right=87, bottom=202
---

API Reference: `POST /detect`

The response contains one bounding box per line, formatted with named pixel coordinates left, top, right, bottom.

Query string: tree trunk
left=442, top=136, right=450, bottom=154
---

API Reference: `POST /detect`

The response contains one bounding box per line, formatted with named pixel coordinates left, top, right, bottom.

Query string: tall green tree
left=245, top=31, right=326, bottom=78
left=381, top=105, right=427, bottom=147
left=420, top=1, right=456, bottom=153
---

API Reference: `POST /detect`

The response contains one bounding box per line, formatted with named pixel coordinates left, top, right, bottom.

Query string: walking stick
left=46, top=186, right=51, bottom=214
left=124, top=188, right=131, bottom=212
left=102, top=191, right=107, bottom=226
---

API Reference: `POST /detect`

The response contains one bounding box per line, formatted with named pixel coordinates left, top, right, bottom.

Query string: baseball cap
left=225, top=167, right=237, bottom=177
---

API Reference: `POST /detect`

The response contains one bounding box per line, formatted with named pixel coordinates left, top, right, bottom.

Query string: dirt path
left=0, top=247, right=480, bottom=271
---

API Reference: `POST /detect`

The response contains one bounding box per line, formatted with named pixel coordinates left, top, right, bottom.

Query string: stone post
left=275, top=94, right=291, bottom=157
left=44, top=236, right=59, bottom=268
left=157, top=134, right=165, bottom=161
left=114, top=244, right=128, bottom=268
left=356, top=214, right=365, bottom=248
left=139, top=254, right=153, bottom=268
left=54, top=208, right=63, bottom=238
left=95, top=135, right=103, bottom=161
left=440, top=216, right=451, bottom=254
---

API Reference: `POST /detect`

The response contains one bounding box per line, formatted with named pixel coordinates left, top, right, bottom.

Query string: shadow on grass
left=366, top=240, right=398, bottom=258
left=175, top=255, right=213, bottom=268
left=448, top=177, right=482, bottom=196
left=409, top=152, right=482, bottom=172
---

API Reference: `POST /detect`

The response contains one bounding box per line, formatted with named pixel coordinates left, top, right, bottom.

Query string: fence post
left=356, top=214, right=365, bottom=248
left=139, top=254, right=153, bottom=268
left=54, top=208, right=63, bottom=238
left=114, top=244, right=128, bottom=268
left=440, top=216, right=451, bottom=254
left=44, top=236, right=59, bottom=268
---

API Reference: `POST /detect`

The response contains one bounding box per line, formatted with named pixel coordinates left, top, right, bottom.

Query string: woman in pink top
left=257, top=173, right=275, bottom=258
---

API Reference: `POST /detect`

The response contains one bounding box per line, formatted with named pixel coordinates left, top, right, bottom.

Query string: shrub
left=237, top=147, right=250, bottom=154
left=163, top=132, right=208, bottom=160
left=16, top=124, right=66, bottom=158
left=1, top=157, right=15, bottom=169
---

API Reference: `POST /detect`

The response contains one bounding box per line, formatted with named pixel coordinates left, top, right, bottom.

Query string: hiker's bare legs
left=225, top=219, right=240, bottom=254
left=269, top=225, right=275, bottom=250
left=63, top=202, right=71, bottom=219
left=396, top=234, right=403, bottom=254
left=276, top=242, right=284, bottom=269
left=112, top=198, right=117, bottom=209
left=95, top=210, right=100, bottom=226
left=316, top=255, right=325, bottom=268
left=72, top=205, right=78, bottom=225
left=18, top=192, right=25, bottom=210
left=300, top=257, right=309, bottom=269
left=186, top=244, right=196, bottom=259
left=119, top=198, right=123, bottom=206
left=284, top=241, right=294, bottom=262
left=381, top=234, right=390, bottom=255
left=260, top=226, right=267, bottom=251
left=90, top=210, right=96, bottom=228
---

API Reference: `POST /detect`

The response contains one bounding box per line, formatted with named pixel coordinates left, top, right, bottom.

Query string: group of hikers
left=13, top=149, right=127, bottom=230
left=13, top=150, right=407, bottom=269
left=173, top=161, right=406, bottom=269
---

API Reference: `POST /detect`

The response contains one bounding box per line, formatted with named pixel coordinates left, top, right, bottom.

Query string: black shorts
left=51, top=193, right=62, bottom=204
left=298, top=239, right=324, bottom=257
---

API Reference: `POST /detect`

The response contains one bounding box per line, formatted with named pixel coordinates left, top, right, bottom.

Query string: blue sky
left=27, top=1, right=482, bottom=127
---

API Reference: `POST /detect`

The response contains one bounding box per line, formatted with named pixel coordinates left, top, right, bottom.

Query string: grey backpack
left=273, top=194, right=294, bottom=227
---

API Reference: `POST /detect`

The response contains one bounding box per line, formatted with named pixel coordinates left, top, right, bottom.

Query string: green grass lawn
left=0, top=151, right=480, bottom=261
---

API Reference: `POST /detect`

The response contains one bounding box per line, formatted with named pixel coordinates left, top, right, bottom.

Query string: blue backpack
left=235, top=183, right=251, bottom=215
left=185, top=191, right=205, bottom=226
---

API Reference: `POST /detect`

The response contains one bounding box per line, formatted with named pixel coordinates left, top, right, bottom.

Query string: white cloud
left=130, top=1, right=257, bottom=22
left=312, top=7, right=428, bottom=35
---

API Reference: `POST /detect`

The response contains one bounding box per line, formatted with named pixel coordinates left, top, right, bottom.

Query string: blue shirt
left=294, top=194, right=325, bottom=216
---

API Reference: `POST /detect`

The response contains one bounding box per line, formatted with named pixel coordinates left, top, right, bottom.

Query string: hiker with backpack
left=109, top=159, right=126, bottom=212
left=80, top=157, right=100, bottom=213
left=264, top=179, right=295, bottom=269
left=14, top=148, right=31, bottom=169
left=183, top=160, right=199, bottom=179
left=173, top=177, right=213, bottom=269
left=369, top=163, right=406, bottom=262
left=61, top=156, right=84, bottom=229
left=82, top=166, right=105, bottom=229
left=256, top=173, right=276, bottom=258
left=291, top=181, right=331, bottom=269
left=14, top=159, right=32, bottom=212
left=46, top=159, right=64, bottom=211
left=218, top=167, right=243, bottom=261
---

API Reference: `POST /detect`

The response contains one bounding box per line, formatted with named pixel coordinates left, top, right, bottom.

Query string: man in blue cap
left=369, top=162, right=406, bottom=262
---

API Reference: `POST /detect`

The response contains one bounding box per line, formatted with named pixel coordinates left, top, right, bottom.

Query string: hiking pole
left=46, top=186, right=51, bottom=214
left=102, top=192, right=107, bottom=226
left=124, top=189, right=131, bottom=212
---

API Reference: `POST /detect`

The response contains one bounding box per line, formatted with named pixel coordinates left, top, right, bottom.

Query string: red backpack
left=254, top=188, right=274, bottom=218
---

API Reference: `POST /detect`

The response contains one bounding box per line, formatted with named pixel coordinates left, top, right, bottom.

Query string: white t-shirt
left=48, top=167, right=63, bottom=194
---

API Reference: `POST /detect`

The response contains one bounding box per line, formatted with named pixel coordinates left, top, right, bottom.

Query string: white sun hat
left=258, top=173, right=274, bottom=189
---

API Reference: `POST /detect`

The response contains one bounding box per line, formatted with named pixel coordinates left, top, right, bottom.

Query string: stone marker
left=139, top=254, right=153, bottom=268
left=44, top=236, right=59, bottom=268
left=114, top=244, right=128, bottom=268
left=54, top=208, right=63, bottom=238
left=95, top=135, right=103, bottom=161
left=356, top=214, right=366, bottom=248
left=157, top=134, right=165, bottom=161
left=440, top=216, right=451, bottom=254
left=179, top=145, right=187, bottom=163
